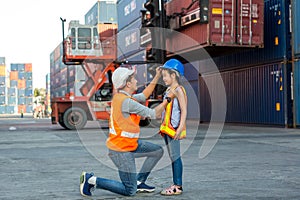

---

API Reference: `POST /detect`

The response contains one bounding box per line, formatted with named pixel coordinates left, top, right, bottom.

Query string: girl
left=160, top=59, right=187, bottom=195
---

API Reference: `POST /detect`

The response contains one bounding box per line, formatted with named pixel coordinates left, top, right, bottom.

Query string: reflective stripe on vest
left=160, top=86, right=187, bottom=139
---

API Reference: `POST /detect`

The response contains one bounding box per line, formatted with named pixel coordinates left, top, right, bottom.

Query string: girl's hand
left=174, top=131, right=181, bottom=140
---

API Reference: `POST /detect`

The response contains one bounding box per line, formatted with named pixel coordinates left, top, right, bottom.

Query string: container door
left=237, top=0, right=264, bottom=46
left=210, top=0, right=236, bottom=45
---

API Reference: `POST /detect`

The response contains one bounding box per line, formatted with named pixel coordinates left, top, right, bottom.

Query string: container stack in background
left=45, top=73, right=51, bottom=115
left=291, top=0, right=300, bottom=127
left=116, top=0, right=151, bottom=91
left=50, top=0, right=117, bottom=102
left=8, top=63, right=33, bottom=114
left=0, top=57, right=7, bottom=114
left=198, top=0, right=293, bottom=126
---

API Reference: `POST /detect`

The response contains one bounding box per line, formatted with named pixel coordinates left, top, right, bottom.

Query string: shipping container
left=0, top=96, right=5, bottom=105
left=25, top=88, right=33, bottom=97
left=8, top=96, right=16, bottom=105
left=26, top=80, right=32, bottom=88
left=25, top=97, right=33, bottom=105
left=165, top=0, right=264, bottom=53
left=18, top=71, right=25, bottom=79
left=25, top=63, right=32, bottom=72
left=0, top=57, right=5, bottom=65
left=6, top=105, right=15, bottom=114
left=18, top=105, right=26, bottom=113
left=199, top=62, right=286, bottom=125
left=10, top=80, right=18, bottom=87
left=26, top=105, right=33, bottom=113
left=183, top=80, right=200, bottom=119
left=0, top=105, right=5, bottom=114
left=17, top=64, right=25, bottom=71
left=0, top=86, right=5, bottom=95
left=0, top=76, right=5, bottom=85
left=8, top=87, right=16, bottom=96
left=18, top=89, right=25, bottom=97
left=293, top=59, right=300, bottom=127
left=117, top=18, right=142, bottom=58
left=10, top=71, right=18, bottom=80
left=10, top=64, right=18, bottom=71
left=117, top=0, right=147, bottom=31
left=0, top=65, right=6, bottom=76
left=17, top=79, right=26, bottom=89
left=291, top=0, right=300, bottom=57
left=98, top=23, right=117, bottom=39
left=18, top=97, right=25, bottom=105
left=126, top=50, right=148, bottom=87
left=85, top=0, right=117, bottom=25
left=24, top=72, right=32, bottom=80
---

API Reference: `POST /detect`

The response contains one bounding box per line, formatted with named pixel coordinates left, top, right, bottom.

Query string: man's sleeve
left=122, top=98, right=156, bottom=119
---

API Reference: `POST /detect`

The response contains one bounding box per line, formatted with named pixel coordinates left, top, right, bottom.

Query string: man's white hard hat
left=112, top=67, right=135, bottom=89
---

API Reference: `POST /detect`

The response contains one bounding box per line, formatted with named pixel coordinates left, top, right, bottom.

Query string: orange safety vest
left=160, top=86, right=187, bottom=139
left=106, top=93, right=141, bottom=152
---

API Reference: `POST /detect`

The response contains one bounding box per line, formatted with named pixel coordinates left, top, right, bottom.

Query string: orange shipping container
left=25, top=63, right=32, bottom=72
left=0, top=65, right=6, bottom=76
left=97, top=23, right=117, bottom=40
left=10, top=71, right=18, bottom=80
left=18, top=79, right=26, bottom=88
left=18, top=105, right=26, bottom=114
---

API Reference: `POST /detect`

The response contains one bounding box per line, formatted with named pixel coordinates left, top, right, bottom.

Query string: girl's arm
left=174, top=87, right=187, bottom=140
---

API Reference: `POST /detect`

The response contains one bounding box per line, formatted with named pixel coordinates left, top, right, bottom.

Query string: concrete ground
left=0, top=116, right=299, bottom=199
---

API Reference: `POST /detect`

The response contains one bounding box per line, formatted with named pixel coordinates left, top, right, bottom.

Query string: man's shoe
left=137, top=182, right=155, bottom=193
left=80, top=171, right=94, bottom=197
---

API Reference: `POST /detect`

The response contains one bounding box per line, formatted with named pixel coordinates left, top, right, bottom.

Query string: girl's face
left=162, top=69, right=176, bottom=86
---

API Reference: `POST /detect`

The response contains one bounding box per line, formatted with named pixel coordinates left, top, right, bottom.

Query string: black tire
left=58, top=121, right=67, bottom=129
left=63, top=107, right=87, bottom=130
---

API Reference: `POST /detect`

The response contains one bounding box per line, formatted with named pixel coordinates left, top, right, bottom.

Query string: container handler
left=51, top=19, right=163, bottom=130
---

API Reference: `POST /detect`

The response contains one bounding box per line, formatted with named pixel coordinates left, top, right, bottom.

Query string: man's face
left=126, top=75, right=138, bottom=91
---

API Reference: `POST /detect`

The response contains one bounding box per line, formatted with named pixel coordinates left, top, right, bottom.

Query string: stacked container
left=291, top=0, right=300, bottom=127
left=0, top=57, right=7, bottom=114
left=45, top=73, right=51, bottom=115
left=7, top=63, right=33, bottom=114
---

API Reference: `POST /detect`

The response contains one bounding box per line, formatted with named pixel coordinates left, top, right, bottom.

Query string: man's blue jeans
left=95, top=140, right=163, bottom=196
left=163, top=134, right=183, bottom=186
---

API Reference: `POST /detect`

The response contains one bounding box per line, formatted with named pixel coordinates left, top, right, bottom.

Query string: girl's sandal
left=161, top=185, right=183, bottom=195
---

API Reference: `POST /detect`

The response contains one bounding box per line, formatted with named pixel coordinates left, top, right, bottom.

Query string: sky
left=0, top=0, right=104, bottom=89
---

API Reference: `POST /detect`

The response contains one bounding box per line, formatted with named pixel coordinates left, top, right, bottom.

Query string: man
left=80, top=66, right=174, bottom=197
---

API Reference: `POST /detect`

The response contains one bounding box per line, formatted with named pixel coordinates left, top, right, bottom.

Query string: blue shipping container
left=0, top=76, right=5, bottom=85
left=0, top=57, right=5, bottom=65
left=25, top=97, right=33, bottom=105
left=0, top=86, right=5, bottom=95
left=85, top=0, right=117, bottom=25
left=18, top=71, right=25, bottom=79
left=26, top=80, right=32, bottom=88
left=0, top=105, right=5, bottom=114
left=25, top=88, right=33, bottom=97
left=293, top=59, right=300, bottom=126
left=6, top=105, right=15, bottom=114
left=8, top=87, right=16, bottom=96
left=10, top=64, right=18, bottom=71
left=126, top=50, right=148, bottom=87
left=291, top=0, right=300, bottom=56
left=10, top=80, right=18, bottom=87
left=0, top=96, right=5, bottom=105
left=26, top=105, right=33, bottom=113
left=183, top=80, right=200, bottom=119
left=211, top=0, right=291, bottom=70
left=8, top=96, right=16, bottom=105
left=24, top=72, right=32, bottom=80
left=18, top=97, right=25, bottom=105
left=117, top=0, right=147, bottom=31
left=18, top=64, right=25, bottom=71
left=18, top=89, right=25, bottom=97
left=117, top=18, right=143, bottom=59
left=200, top=62, right=285, bottom=125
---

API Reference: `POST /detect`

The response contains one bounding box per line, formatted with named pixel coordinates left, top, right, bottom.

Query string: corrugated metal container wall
left=126, top=50, right=147, bottom=87
left=10, top=64, right=18, bottom=71
left=291, top=0, right=300, bottom=57
left=85, top=0, right=117, bottom=25
left=18, top=64, right=25, bottom=71
left=212, top=0, right=290, bottom=70
left=0, top=57, right=5, bottom=65
left=18, top=89, right=25, bottom=97
left=8, top=97, right=16, bottom=105
left=0, top=105, right=6, bottom=114
left=26, top=105, right=33, bottom=113
left=293, top=59, right=300, bottom=126
left=8, top=88, right=16, bottom=96
left=0, top=96, right=5, bottom=105
left=98, top=23, right=117, bottom=39
left=0, top=86, right=5, bottom=95
left=200, top=62, right=285, bottom=125
left=165, top=0, right=264, bottom=52
left=117, top=18, right=142, bottom=59
left=117, top=0, right=147, bottom=31
left=6, top=105, right=15, bottom=114
left=10, top=80, right=18, bottom=87
left=0, top=76, right=5, bottom=85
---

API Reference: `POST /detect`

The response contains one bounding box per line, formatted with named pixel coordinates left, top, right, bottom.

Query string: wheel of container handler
left=58, top=121, right=67, bottom=129
left=63, top=107, right=87, bottom=130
